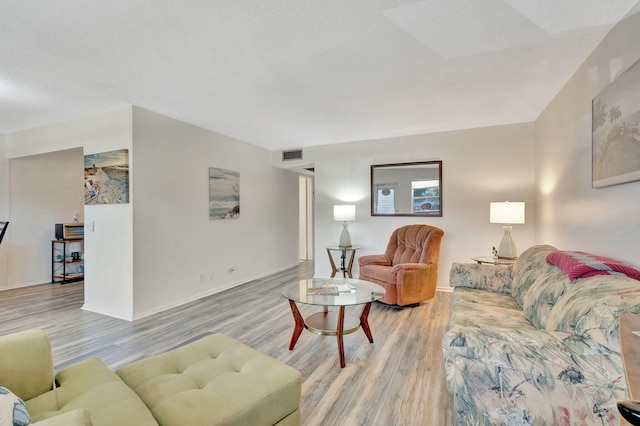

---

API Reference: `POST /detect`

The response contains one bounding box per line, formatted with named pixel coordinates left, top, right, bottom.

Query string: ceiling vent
left=282, top=149, right=303, bottom=161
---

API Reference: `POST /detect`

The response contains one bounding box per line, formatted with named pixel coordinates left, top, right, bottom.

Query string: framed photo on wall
left=84, top=149, right=129, bottom=204
left=209, top=167, right=240, bottom=219
left=592, top=58, right=640, bottom=188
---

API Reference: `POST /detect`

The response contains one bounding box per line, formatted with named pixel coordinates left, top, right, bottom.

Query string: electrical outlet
left=198, top=274, right=205, bottom=284
left=208, top=272, right=214, bottom=281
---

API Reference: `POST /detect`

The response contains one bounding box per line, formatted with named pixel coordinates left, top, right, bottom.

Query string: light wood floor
left=0, top=262, right=454, bottom=426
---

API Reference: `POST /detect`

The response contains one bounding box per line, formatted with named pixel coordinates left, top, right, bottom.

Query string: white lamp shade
left=334, top=204, right=356, bottom=222
left=490, top=202, right=525, bottom=224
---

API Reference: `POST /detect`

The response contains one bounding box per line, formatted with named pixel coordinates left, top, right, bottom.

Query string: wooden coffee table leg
left=337, top=306, right=346, bottom=368
left=360, top=302, right=374, bottom=343
left=288, top=300, right=305, bottom=350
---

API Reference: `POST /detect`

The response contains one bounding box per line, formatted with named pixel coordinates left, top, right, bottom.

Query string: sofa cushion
left=450, top=286, right=520, bottom=311
left=116, top=334, right=301, bottom=426
left=510, top=245, right=557, bottom=307
left=0, top=385, right=30, bottom=426
left=444, top=286, right=533, bottom=392
left=451, top=351, right=625, bottom=426
left=444, top=320, right=626, bottom=401
left=31, top=409, right=93, bottom=426
left=449, top=262, right=513, bottom=293
left=522, top=268, right=571, bottom=329
left=449, top=287, right=529, bottom=328
left=446, top=325, right=624, bottom=386
left=546, top=274, right=640, bottom=353
left=26, top=358, right=158, bottom=426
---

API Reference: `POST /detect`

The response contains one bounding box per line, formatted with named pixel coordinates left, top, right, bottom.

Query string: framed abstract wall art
left=209, top=167, right=240, bottom=219
left=592, top=58, right=640, bottom=188
left=84, top=149, right=129, bottom=204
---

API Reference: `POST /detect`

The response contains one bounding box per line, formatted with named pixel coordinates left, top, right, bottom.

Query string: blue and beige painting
left=209, top=167, right=240, bottom=219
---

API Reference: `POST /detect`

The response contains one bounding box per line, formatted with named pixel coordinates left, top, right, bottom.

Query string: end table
left=471, top=256, right=516, bottom=265
left=326, top=246, right=360, bottom=278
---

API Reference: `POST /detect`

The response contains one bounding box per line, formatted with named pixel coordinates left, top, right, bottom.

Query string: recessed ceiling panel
left=382, top=0, right=545, bottom=58
left=504, top=0, right=639, bottom=34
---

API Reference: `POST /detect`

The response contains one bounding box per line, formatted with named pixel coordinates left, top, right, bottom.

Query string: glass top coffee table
left=281, top=277, right=386, bottom=368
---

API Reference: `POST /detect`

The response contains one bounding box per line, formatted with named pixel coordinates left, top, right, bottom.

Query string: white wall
left=276, top=123, right=537, bottom=289
left=536, top=9, right=640, bottom=265
left=6, top=106, right=135, bottom=319
left=8, top=149, right=84, bottom=287
left=0, top=135, right=8, bottom=286
left=130, top=107, right=300, bottom=318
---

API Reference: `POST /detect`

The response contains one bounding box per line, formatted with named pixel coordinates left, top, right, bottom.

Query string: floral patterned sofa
left=443, top=245, right=640, bottom=425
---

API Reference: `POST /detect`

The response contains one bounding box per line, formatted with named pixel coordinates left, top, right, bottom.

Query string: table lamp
left=333, top=204, right=356, bottom=248
left=490, top=201, right=525, bottom=260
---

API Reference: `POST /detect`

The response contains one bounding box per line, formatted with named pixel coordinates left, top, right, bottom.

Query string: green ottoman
left=116, top=334, right=301, bottom=426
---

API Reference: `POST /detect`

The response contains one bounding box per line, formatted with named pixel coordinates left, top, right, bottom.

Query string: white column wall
left=130, top=107, right=299, bottom=318
left=536, top=9, right=640, bottom=265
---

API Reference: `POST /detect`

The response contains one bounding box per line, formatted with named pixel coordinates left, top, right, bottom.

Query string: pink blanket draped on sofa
left=546, top=250, right=640, bottom=282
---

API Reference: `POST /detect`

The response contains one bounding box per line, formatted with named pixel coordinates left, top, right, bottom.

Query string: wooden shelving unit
left=51, top=238, right=84, bottom=284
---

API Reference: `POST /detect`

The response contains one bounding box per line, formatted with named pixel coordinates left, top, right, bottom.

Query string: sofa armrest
left=0, top=329, right=54, bottom=401
left=358, top=254, right=390, bottom=267
left=449, top=262, right=513, bottom=293
left=33, top=409, right=93, bottom=426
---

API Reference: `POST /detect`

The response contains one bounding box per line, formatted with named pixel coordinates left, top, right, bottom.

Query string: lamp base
left=498, top=225, right=517, bottom=260
left=339, top=222, right=352, bottom=248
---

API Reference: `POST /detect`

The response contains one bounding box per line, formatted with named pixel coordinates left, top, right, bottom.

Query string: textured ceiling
left=1, top=0, right=639, bottom=150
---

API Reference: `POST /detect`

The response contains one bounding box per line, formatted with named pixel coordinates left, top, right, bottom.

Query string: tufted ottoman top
left=116, top=334, right=301, bottom=426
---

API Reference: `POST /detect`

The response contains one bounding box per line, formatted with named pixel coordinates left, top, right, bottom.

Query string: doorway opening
left=299, top=175, right=314, bottom=261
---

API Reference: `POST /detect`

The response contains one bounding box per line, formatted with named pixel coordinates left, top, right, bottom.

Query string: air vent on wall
left=282, top=149, right=303, bottom=161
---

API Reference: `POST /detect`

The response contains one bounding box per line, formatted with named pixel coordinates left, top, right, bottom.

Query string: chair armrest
left=390, top=263, right=439, bottom=305
left=33, top=409, right=93, bottom=426
left=449, top=262, right=513, bottom=293
left=391, top=263, right=432, bottom=273
left=358, top=254, right=391, bottom=267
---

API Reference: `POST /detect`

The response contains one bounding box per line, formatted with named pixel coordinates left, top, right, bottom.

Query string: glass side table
left=326, top=245, right=360, bottom=278
left=471, top=256, right=517, bottom=265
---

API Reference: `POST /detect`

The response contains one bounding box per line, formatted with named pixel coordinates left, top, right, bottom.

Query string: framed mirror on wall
left=371, top=160, right=442, bottom=217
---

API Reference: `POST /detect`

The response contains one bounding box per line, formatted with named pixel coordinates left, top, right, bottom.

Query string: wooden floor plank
left=0, top=261, right=453, bottom=425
